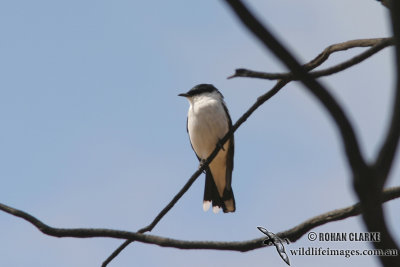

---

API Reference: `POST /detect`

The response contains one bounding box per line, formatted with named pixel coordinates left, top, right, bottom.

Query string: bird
left=179, top=84, right=235, bottom=213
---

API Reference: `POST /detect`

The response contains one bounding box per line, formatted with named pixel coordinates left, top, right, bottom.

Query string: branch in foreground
left=229, top=38, right=394, bottom=80
left=1, top=187, right=399, bottom=252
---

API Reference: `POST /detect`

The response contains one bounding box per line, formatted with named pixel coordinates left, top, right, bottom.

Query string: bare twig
left=229, top=38, right=394, bottom=80
left=1, top=187, right=399, bottom=252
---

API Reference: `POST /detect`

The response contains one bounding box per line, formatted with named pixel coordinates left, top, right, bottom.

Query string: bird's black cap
left=178, top=84, right=220, bottom=97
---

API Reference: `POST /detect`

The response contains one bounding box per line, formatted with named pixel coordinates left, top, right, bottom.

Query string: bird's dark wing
left=223, top=102, right=234, bottom=190
left=220, top=101, right=236, bottom=212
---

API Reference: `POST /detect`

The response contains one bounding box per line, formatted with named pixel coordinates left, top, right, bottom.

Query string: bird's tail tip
left=203, top=201, right=211, bottom=212
left=223, top=198, right=235, bottom=213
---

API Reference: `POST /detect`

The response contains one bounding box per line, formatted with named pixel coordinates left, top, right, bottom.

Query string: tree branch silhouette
left=228, top=38, right=394, bottom=80
left=1, top=186, right=399, bottom=252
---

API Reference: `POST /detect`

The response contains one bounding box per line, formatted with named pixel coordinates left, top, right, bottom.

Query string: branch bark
left=229, top=38, right=394, bottom=80
left=1, top=186, right=399, bottom=252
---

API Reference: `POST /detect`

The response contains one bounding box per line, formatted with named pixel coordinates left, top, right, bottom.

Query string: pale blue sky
left=0, top=1, right=399, bottom=267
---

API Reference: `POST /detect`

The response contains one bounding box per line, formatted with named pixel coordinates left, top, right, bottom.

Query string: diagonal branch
left=1, top=186, right=399, bottom=252
left=229, top=38, right=394, bottom=80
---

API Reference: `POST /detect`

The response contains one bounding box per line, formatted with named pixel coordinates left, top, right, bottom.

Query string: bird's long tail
left=203, top=168, right=235, bottom=213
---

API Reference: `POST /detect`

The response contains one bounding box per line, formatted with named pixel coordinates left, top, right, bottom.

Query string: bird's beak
left=178, top=93, right=189, bottom=97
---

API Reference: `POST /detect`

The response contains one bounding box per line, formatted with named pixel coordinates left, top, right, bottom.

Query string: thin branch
left=102, top=240, right=130, bottom=266
left=1, top=187, right=399, bottom=252
left=229, top=38, right=394, bottom=80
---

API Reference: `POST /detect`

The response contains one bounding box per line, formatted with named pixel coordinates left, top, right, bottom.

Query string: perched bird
left=179, top=84, right=235, bottom=213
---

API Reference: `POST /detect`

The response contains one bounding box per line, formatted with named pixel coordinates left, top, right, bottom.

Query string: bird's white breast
left=187, top=94, right=229, bottom=160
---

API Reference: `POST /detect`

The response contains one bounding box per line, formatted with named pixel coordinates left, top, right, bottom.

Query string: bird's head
left=178, top=84, right=223, bottom=104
